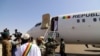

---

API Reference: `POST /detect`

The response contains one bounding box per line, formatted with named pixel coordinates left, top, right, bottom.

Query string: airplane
left=27, top=10, right=100, bottom=45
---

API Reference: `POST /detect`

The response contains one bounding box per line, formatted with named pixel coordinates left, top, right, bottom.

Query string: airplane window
left=82, top=19, right=85, bottom=23
left=77, top=19, right=80, bottom=23
left=35, top=22, right=41, bottom=27
left=93, top=18, right=97, bottom=22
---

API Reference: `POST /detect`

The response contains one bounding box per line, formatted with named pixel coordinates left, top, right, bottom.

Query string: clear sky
left=0, top=0, right=100, bottom=34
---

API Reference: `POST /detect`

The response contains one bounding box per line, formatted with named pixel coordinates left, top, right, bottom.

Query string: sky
left=0, top=0, right=100, bottom=34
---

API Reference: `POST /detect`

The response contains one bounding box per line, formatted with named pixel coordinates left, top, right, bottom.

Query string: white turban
left=22, top=33, right=30, bottom=40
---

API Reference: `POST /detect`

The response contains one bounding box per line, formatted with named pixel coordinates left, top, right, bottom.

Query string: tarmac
left=0, top=44, right=100, bottom=56
left=55, top=44, right=100, bottom=56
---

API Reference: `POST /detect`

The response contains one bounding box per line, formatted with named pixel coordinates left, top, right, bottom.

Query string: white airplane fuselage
left=27, top=11, right=100, bottom=44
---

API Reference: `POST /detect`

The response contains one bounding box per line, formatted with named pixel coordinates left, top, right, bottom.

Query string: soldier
left=45, top=37, right=58, bottom=56
left=1, top=32, right=12, bottom=56
left=52, top=38, right=59, bottom=53
left=60, top=38, right=65, bottom=56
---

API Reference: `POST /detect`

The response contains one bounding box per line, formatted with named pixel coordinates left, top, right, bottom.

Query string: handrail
left=43, top=26, right=50, bottom=39
left=43, top=20, right=58, bottom=40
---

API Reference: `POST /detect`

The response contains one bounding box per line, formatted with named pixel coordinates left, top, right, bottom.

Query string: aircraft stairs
left=43, top=26, right=60, bottom=42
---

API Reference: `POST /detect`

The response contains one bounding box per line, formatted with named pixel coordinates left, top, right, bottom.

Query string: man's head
left=22, top=33, right=31, bottom=43
left=61, top=38, right=64, bottom=41
left=15, top=29, right=18, bottom=32
left=23, top=33, right=30, bottom=39
left=3, top=28, right=9, bottom=32
left=36, top=37, right=42, bottom=44
left=40, top=36, right=44, bottom=40
left=48, top=37, right=52, bottom=42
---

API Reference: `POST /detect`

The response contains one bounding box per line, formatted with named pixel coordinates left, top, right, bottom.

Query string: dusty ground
left=0, top=44, right=100, bottom=56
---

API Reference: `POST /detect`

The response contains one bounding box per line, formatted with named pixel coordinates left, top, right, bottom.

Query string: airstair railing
left=43, top=26, right=50, bottom=40
left=43, top=20, right=59, bottom=41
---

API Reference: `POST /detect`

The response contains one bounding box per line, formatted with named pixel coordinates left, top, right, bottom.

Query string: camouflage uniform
left=60, top=38, right=65, bottom=56
left=2, top=40, right=12, bottom=56
left=45, top=38, right=58, bottom=56
left=1, top=32, right=12, bottom=56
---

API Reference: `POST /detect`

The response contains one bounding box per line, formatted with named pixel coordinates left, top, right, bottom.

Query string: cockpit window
left=35, top=22, right=41, bottom=27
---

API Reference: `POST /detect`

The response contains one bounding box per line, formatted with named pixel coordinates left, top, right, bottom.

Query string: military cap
left=48, top=37, right=52, bottom=42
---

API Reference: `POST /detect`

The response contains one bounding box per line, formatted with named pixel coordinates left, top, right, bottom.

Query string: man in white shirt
left=15, top=34, right=41, bottom=56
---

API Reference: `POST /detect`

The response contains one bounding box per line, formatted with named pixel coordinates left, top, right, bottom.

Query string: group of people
left=0, top=28, right=66, bottom=56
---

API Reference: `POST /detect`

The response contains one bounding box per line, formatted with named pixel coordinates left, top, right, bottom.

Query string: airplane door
left=51, top=17, right=58, bottom=31
left=50, top=17, right=59, bottom=38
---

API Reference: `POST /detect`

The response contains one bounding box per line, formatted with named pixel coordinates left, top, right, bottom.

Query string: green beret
left=1, top=32, right=10, bottom=37
left=48, top=37, right=52, bottom=41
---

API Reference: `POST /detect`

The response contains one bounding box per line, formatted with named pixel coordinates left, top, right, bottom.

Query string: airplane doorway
left=51, top=17, right=58, bottom=31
